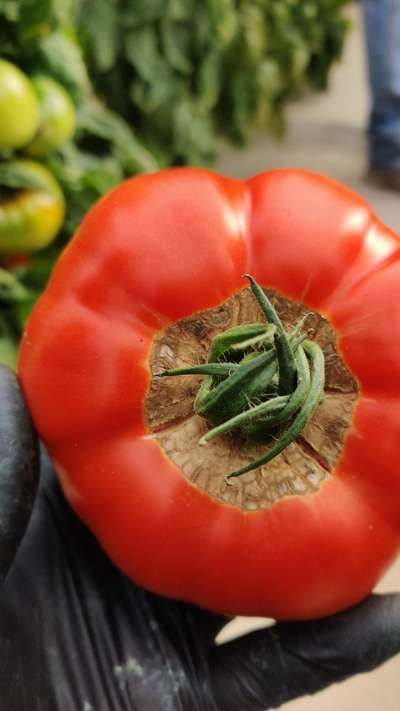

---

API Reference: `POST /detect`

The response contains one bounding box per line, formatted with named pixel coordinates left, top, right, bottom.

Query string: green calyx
left=159, top=275, right=325, bottom=483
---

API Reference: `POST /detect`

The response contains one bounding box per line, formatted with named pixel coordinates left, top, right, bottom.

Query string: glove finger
left=210, top=593, right=400, bottom=711
left=0, top=365, right=39, bottom=583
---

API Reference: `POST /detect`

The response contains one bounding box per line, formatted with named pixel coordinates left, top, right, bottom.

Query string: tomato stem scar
left=159, top=275, right=325, bottom=481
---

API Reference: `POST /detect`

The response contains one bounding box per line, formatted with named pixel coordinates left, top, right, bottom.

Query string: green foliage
left=78, top=0, right=349, bottom=155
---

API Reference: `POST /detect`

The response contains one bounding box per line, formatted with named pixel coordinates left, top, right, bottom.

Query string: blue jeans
left=361, top=0, right=400, bottom=169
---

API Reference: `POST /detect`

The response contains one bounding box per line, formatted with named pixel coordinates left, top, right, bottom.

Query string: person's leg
left=361, top=0, right=400, bottom=185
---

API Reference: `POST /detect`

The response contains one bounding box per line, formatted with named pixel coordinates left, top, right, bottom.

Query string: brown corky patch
left=146, top=288, right=358, bottom=511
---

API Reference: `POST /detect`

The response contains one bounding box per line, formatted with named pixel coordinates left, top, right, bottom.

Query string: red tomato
left=18, top=168, right=400, bottom=620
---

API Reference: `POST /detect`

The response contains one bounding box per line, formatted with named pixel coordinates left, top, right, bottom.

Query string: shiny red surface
left=19, top=168, right=400, bottom=619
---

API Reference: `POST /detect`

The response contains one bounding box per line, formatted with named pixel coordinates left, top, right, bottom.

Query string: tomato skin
left=18, top=167, right=400, bottom=620
left=26, top=76, right=76, bottom=157
left=0, top=60, right=39, bottom=149
left=50, top=436, right=398, bottom=620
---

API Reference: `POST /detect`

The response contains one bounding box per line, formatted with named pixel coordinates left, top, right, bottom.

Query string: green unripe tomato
left=0, top=160, right=65, bottom=255
left=26, top=76, right=76, bottom=157
left=0, top=60, right=40, bottom=149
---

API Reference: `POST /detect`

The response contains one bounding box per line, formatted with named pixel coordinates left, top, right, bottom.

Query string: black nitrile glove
left=0, top=365, right=399, bottom=711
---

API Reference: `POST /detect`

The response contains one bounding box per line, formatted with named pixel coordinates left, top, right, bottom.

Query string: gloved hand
left=0, top=365, right=399, bottom=711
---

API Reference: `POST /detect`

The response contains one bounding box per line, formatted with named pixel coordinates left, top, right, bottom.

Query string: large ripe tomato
left=18, top=168, right=400, bottom=620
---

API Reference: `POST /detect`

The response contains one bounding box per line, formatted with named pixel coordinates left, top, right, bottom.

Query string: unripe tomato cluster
left=0, top=59, right=75, bottom=255
left=0, top=59, right=75, bottom=154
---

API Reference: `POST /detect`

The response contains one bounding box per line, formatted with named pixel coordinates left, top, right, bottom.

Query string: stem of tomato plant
left=159, top=275, right=325, bottom=483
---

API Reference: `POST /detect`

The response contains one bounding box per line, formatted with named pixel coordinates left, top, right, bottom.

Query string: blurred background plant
left=0, top=0, right=349, bottom=366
